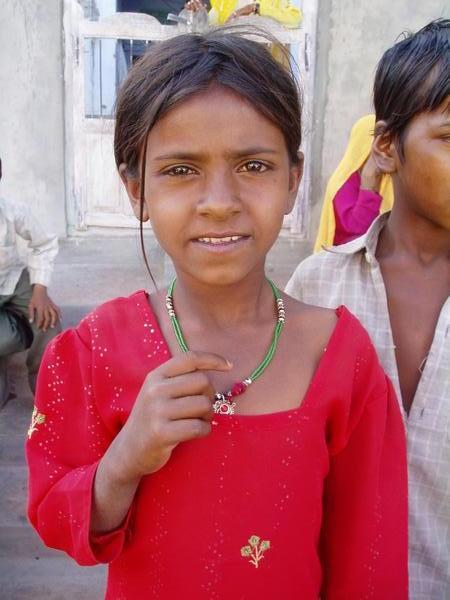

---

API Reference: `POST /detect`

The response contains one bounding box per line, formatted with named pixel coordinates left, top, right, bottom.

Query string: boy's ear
left=372, top=121, right=399, bottom=174
left=285, top=151, right=304, bottom=214
left=119, top=163, right=149, bottom=222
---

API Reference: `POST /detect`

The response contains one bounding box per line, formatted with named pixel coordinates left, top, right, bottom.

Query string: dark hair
left=114, top=28, right=302, bottom=284
left=115, top=29, right=302, bottom=173
left=373, top=19, right=450, bottom=157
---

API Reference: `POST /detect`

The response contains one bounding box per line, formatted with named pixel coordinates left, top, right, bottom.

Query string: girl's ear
left=372, top=121, right=399, bottom=174
left=285, top=151, right=304, bottom=214
left=119, top=163, right=150, bottom=222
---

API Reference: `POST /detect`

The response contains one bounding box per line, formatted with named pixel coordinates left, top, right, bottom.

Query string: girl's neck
left=167, top=267, right=275, bottom=331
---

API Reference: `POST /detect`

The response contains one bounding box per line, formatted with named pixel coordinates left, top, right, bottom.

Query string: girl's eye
left=165, top=165, right=196, bottom=176
left=238, top=161, right=269, bottom=173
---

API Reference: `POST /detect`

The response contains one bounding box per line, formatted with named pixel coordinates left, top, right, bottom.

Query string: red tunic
left=26, top=292, right=408, bottom=599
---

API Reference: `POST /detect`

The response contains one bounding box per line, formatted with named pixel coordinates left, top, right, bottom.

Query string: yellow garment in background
left=209, top=0, right=235, bottom=23
left=313, top=114, right=394, bottom=253
left=209, top=0, right=302, bottom=28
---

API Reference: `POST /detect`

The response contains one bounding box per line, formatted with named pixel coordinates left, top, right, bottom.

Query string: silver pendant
left=213, top=393, right=236, bottom=415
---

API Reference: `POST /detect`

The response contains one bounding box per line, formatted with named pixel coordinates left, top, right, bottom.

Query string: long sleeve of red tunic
left=26, top=292, right=408, bottom=599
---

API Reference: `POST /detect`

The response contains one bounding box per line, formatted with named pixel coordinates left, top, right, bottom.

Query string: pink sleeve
left=26, top=325, right=132, bottom=566
left=320, top=323, right=408, bottom=598
left=333, top=171, right=382, bottom=245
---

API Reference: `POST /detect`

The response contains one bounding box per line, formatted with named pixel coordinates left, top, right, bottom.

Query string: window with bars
left=84, top=37, right=154, bottom=118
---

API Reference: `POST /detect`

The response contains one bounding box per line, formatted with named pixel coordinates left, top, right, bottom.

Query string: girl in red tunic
left=26, top=30, right=408, bottom=599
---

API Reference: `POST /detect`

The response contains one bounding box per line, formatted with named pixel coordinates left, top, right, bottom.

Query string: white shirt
left=0, top=197, right=58, bottom=296
left=286, top=213, right=450, bottom=599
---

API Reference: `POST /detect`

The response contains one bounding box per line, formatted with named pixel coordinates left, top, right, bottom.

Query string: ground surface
left=0, top=233, right=311, bottom=599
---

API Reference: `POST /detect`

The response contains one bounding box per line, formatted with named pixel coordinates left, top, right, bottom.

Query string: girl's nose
left=197, top=170, right=241, bottom=219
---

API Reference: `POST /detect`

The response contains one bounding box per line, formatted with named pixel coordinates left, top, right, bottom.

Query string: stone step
left=0, top=525, right=74, bottom=559
left=0, top=557, right=105, bottom=600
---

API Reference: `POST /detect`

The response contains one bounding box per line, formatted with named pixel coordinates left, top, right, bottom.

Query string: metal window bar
left=85, top=37, right=153, bottom=119
left=99, top=38, right=103, bottom=117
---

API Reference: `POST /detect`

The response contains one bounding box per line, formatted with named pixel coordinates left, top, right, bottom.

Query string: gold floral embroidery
left=27, top=406, right=46, bottom=439
left=240, top=535, right=271, bottom=568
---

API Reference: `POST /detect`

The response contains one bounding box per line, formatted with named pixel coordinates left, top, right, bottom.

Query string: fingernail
left=29, top=318, right=33, bottom=323
left=226, top=360, right=233, bottom=368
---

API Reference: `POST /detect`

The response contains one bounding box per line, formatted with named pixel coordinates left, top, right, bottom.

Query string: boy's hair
left=373, top=18, right=450, bottom=157
left=114, top=28, right=302, bottom=177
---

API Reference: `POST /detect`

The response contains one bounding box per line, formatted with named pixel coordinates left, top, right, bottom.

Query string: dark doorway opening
left=117, top=0, right=189, bottom=23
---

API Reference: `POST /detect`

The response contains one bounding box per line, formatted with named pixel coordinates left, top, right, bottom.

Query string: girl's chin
left=176, top=266, right=265, bottom=289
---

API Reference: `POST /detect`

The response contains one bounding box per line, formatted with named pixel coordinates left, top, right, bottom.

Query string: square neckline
left=135, top=290, right=351, bottom=423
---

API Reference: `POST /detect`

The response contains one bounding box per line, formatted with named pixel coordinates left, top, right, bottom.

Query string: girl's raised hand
left=108, top=351, right=232, bottom=484
left=91, top=351, right=231, bottom=534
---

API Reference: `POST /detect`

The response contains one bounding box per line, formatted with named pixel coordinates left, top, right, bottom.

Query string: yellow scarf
left=209, top=0, right=302, bottom=28
left=209, top=0, right=237, bottom=23
left=313, top=114, right=394, bottom=252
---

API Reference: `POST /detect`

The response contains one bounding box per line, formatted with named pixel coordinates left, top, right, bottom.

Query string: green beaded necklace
left=165, top=278, right=285, bottom=415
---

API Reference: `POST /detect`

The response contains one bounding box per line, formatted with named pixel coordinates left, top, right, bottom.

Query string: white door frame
left=63, top=0, right=319, bottom=236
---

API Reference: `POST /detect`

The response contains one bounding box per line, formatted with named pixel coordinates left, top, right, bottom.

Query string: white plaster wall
left=0, top=0, right=66, bottom=236
left=309, top=0, right=448, bottom=238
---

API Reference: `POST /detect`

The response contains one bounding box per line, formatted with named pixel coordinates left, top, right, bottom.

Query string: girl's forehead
left=147, top=87, right=285, bottom=150
left=160, top=86, right=257, bottom=122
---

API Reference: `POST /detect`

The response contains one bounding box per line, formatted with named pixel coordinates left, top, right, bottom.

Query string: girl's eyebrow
left=152, top=147, right=279, bottom=161
left=228, top=147, right=279, bottom=158
left=152, top=151, right=207, bottom=161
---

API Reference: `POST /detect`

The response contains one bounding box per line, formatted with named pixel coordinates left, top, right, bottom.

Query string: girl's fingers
left=158, top=350, right=232, bottom=378
left=165, top=418, right=212, bottom=445
left=158, top=370, right=216, bottom=400
left=165, top=395, right=213, bottom=421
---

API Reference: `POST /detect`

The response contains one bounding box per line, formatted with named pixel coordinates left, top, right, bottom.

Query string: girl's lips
left=191, top=235, right=250, bottom=252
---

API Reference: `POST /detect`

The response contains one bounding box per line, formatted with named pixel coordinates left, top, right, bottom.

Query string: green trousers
left=0, top=269, right=61, bottom=400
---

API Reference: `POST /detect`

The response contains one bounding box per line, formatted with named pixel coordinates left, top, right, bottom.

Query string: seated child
left=0, top=158, right=61, bottom=404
